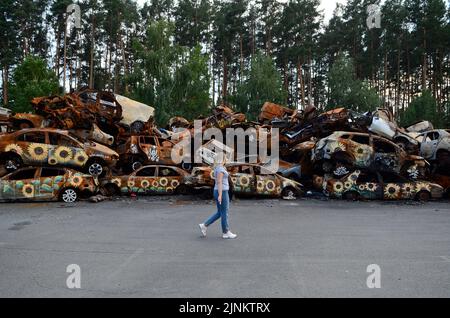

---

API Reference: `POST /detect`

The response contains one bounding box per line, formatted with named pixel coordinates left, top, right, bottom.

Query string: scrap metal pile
left=0, top=90, right=449, bottom=203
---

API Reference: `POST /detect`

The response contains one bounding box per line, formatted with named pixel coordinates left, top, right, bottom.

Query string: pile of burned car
left=0, top=91, right=448, bottom=203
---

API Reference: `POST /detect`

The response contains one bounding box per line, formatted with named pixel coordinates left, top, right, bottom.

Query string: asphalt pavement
left=0, top=196, right=449, bottom=297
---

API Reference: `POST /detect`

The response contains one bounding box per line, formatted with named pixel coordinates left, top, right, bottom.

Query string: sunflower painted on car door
left=229, top=165, right=256, bottom=194
left=47, top=132, right=89, bottom=168
left=0, top=168, right=38, bottom=201
left=14, top=131, right=49, bottom=165
left=253, top=166, right=282, bottom=196
left=115, top=165, right=185, bottom=195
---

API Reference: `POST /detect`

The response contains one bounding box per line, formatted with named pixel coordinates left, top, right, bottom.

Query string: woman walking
left=198, top=157, right=237, bottom=239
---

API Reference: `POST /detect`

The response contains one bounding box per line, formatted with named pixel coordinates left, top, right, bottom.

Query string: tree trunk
left=422, top=28, right=427, bottom=91
left=89, top=16, right=95, bottom=89
left=297, top=61, right=305, bottom=109
left=222, top=55, right=228, bottom=102
left=2, top=66, right=8, bottom=106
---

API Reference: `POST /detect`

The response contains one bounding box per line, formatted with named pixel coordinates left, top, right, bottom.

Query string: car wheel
left=176, top=184, right=191, bottom=195
left=181, top=161, right=192, bottom=171
left=87, top=161, right=104, bottom=177
left=3, top=156, right=22, bottom=172
left=131, top=161, right=142, bottom=171
left=415, top=191, right=431, bottom=202
left=281, top=187, right=297, bottom=200
left=60, top=188, right=78, bottom=203
left=130, top=121, right=145, bottom=134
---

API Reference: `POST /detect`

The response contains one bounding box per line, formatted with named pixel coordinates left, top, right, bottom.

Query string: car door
left=379, top=172, right=403, bottom=200
left=5, top=168, right=39, bottom=201
left=47, top=132, right=87, bottom=168
left=254, top=166, right=281, bottom=196
left=139, top=136, right=160, bottom=163
left=231, top=165, right=255, bottom=194
left=158, top=166, right=182, bottom=194
left=419, top=131, right=440, bottom=160
left=131, top=166, right=157, bottom=195
left=15, top=131, right=47, bottom=165
left=371, top=137, right=400, bottom=172
left=38, top=167, right=67, bottom=200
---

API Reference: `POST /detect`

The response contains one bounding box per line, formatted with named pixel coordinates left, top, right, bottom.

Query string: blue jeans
left=204, top=190, right=230, bottom=234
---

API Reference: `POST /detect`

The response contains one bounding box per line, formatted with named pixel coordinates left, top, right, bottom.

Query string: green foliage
left=399, top=90, right=445, bottom=127
left=129, top=21, right=210, bottom=125
left=327, top=54, right=380, bottom=112
left=230, top=52, right=287, bottom=121
left=9, top=56, right=60, bottom=113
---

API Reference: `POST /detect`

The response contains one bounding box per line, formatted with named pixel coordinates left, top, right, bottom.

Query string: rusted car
left=101, top=165, right=190, bottom=196
left=184, top=163, right=303, bottom=199
left=116, top=135, right=185, bottom=172
left=415, top=130, right=450, bottom=163
left=258, top=102, right=295, bottom=124
left=429, top=174, right=450, bottom=197
left=9, top=113, right=45, bottom=130
left=312, top=131, right=427, bottom=179
left=0, top=166, right=98, bottom=203
left=0, top=128, right=119, bottom=176
left=313, top=170, right=443, bottom=201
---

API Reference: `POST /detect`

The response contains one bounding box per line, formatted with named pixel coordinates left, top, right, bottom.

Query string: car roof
left=11, top=128, right=70, bottom=135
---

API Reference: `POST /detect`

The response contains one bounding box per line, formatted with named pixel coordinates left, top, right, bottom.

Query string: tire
left=415, top=191, right=431, bottom=202
left=281, top=187, right=297, bottom=200
left=86, top=159, right=106, bottom=177
left=59, top=188, right=78, bottom=203
left=176, top=184, right=191, bottom=195
left=130, top=121, right=145, bottom=134
left=343, top=191, right=359, bottom=201
left=181, top=161, right=193, bottom=171
left=2, top=155, right=22, bottom=173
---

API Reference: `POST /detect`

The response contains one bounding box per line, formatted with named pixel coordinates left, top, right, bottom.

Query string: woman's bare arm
left=217, top=172, right=224, bottom=204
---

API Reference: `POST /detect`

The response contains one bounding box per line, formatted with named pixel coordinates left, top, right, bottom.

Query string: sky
left=136, top=0, right=345, bottom=23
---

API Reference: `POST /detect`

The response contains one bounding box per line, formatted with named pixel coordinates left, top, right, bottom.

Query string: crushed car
left=101, top=165, right=190, bottom=196
left=312, top=131, right=428, bottom=179
left=116, top=134, right=186, bottom=172
left=313, top=170, right=443, bottom=201
left=184, top=163, right=303, bottom=199
left=415, top=129, right=450, bottom=163
left=0, top=128, right=119, bottom=176
left=0, top=166, right=98, bottom=203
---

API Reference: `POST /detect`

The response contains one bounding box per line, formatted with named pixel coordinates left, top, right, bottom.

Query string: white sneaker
left=222, top=231, right=237, bottom=239
left=199, top=224, right=207, bottom=237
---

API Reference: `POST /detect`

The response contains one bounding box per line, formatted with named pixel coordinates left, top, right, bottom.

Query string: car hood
left=85, top=142, right=118, bottom=157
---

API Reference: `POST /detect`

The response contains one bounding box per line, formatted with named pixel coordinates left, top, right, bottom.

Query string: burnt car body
left=312, top=131, right=427, bottom=179
left=102, top=165, right=189, bottom=196
left=0, top=166, right=98, bottom=203
left=0, top=128, right=119, bottom=176
left=31, top=89, right=154, bottom=139
left=116, top=135, right=183, bottom=172
left=313, top=170, right=443, bottom=201
left=415, top=129, right=450, bottom=162
left=184, top=163, right=303, bottom=199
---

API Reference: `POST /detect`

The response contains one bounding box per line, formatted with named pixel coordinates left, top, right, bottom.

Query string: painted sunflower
left=366, top=183, right=378, bottom=191
left=22, top=184, right=35, bottom=198
left=75, top=152, right=88, bottom=166
left=141, top=180, right=150, bottom=188
left=152, top=180, right=159, bottom=188
left=402, top=183, right=415, bottom=198
left=5, top=144, right=23, bottom=155
left=159, top=178, right=169, bottom=187
left=257, top=180, right=265, bottom=192
left=265, top=180, right=276, bottom=192
left=239, top=176, right=250, bottom=187
left=171, top=179, right=180, bottom=188
left=384, top=184, right=401, bottom=199
left=27, top=144, right=48, bottom=161
left=415, top=182, right=431, bottom=192
left=70, top=175, right=83, bottom=187
left=55, top=146, right=73, bottom=163
left=333, top=182, right=344, bottom=193
left=48, top=157, right=58, bottom=165
left=128, top=180, right=135, bottom=188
